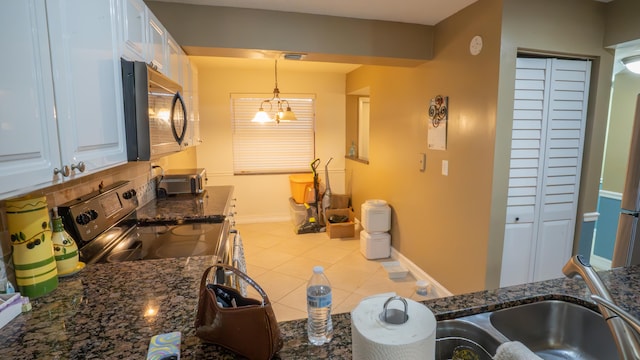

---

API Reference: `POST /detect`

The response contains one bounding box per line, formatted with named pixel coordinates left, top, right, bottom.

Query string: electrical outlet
left=442, top=160, right=448, bottom=176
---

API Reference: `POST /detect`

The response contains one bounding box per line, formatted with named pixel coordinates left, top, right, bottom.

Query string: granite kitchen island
left=1, top=254, right=639, bottom=359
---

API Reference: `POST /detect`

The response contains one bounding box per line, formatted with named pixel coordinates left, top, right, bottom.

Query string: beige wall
left=602, top=71, right=640, bottom=193
left=344, top=0, right=614, bottom=294
left=145, top=1, right=434, bottom=67
left=346, top=0, right=503, bottom=294
left=151, top=0, right=618, bottom=294
left=604, top=0, right=640, bottom=48
left=190, top=57, right=347, bottom=223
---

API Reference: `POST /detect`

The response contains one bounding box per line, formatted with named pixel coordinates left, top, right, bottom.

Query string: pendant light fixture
left=622, top=55, right=640, bottom=74
left=252, top=60, right=297, bottom=124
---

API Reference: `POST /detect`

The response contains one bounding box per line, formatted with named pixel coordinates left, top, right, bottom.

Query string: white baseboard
left=589, top=253, right=612, bottom=271
left=391, top=247, right=452, bottom=298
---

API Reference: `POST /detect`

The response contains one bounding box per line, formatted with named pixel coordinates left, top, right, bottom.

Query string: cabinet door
left=46, top=0, right=127, bottom=178
left=167, top=34, right=182, bottom=84
left=147, top=8, right=167, bottom=74
left=182, top=61, right=201, bottom=148
left=0, top=0, right=62, bottom=199
left=120, top=0, right=147, bottom=61
left=190, top=62, right=201, bottom=146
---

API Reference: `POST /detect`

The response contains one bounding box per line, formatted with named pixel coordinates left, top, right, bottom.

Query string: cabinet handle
left=515, top=217, right=520, bottom=222
left=71, top=161, right=86, bottom=173
left=54, top=165, right=70, bottom=177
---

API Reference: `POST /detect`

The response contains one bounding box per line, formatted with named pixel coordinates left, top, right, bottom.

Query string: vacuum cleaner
left=296, top=158, right=324, bottom=234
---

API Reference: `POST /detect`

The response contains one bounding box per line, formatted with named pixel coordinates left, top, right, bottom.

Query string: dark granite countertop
left=0, top=254, right=638, bottom=359
left=2, top=185, right=638, bottom=358
left=135, top=185, right=233, bottom=225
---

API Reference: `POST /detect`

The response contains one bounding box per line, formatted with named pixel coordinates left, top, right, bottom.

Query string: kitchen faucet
left=562, top=255, right=640, bottom=360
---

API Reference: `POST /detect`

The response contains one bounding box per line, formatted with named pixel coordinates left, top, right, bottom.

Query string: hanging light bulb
left=252, top=104, right=273, bottom=123
left=252, top=60, right=297, bottom=123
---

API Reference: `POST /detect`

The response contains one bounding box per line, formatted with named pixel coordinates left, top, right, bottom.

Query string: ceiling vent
left=282, top=53, right=306, bottom=61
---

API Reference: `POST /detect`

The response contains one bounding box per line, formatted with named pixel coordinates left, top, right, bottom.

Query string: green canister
left=6, top=196, right=58, bottom=298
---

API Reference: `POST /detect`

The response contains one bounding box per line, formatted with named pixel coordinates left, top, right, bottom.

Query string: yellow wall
left=602, top=71, right=640, bottom=193
left=191, top=57, right=348, bottom=223
left=345, top=0, right=614, bottom=294
left=346, top=0, right=503, bottom=294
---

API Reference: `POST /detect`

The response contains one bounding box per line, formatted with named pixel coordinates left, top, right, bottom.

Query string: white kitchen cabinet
left=119, top=0, right=147, bottom=61
left=0, top=0, right=127, bottom=200
left=181, top=60, right=201, bottom=148
left=0, top=1, right=61, bottom=199
left=146, top=8, right=167, bottom=74
left=190, top=62, right=202, bottom=147
left=167, top=33, right=183, bottom=84
left=46, top=0, right=127, bottom=180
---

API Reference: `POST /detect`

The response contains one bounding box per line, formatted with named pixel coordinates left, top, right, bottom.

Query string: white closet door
left=501, top=57, right=590, bottom=286
left=534, top=59, right=591, bottom=281
left=501, top=58, right=550, bottom=287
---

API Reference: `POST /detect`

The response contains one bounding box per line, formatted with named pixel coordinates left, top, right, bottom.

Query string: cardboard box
left=326, top=208, right=355, bottom=238
left=330, top=194, right=350, bottom=209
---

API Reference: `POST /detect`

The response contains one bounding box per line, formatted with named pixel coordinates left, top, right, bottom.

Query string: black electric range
left=58, top=181, right=232, bottom=266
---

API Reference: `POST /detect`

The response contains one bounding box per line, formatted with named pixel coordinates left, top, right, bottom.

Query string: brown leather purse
left=195, top=264, right=283, bottom=359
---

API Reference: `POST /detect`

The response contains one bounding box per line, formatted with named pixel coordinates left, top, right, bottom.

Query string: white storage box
left=361, top=199, right=391, bottom=233
left=289, top=197, right=307, bottom=228
left=360, top=230, right=391, bottom=259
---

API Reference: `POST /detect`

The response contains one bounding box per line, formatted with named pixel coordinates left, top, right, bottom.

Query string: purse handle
left=200, top=263, right=270, bottom=306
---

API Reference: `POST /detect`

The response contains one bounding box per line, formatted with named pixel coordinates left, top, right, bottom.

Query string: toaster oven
left=158, top=168, right=207, bottom=196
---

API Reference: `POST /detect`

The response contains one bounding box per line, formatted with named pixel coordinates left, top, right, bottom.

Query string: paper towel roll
left=351, top=295, right=436, bottom=360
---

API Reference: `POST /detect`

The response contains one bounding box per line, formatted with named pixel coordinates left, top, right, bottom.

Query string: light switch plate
left=442, top=160, right=448, bottom=176
left=418, top=153, right=426, bottom=172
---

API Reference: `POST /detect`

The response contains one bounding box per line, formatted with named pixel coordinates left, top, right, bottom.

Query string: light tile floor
left=236, top=221, right=436, bottom=322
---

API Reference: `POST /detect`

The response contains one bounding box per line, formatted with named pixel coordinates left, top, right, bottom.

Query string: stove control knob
left=76, top=213, right=91, bottom=225
left=88, top=209, right=99, bottom=220
left=123, top=189, right=137, bottom=200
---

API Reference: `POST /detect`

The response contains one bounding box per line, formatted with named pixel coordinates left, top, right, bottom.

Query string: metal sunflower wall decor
left=428, top=95, right=448, bottom=150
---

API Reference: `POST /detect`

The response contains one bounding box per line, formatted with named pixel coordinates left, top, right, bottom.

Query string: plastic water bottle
left=307, top=265, right=333, bottom=345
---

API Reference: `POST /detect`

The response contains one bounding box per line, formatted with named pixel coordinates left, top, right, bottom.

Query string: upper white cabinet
left=167, top=33, right=184, bottom=84
left=0, top=1, right=61, bottom=198
left=146, top=8, right=167, bottom=73
left=120, top=0, right=147, bottom=61
left=186, top=62, right=202, bottom=147
left=0, top=0, right=127, bottom=200
left=46, top=0, right=127, bottom=178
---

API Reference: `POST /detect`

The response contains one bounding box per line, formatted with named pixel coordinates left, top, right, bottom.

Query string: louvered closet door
left=501, top=58, right=591, bottom=287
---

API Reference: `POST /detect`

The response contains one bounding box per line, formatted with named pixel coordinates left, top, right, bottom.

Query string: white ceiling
left=150, top=0, right=478, bottom=26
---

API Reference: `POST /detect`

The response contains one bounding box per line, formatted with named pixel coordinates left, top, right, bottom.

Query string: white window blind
left=231, top=94, right=316, bottom=174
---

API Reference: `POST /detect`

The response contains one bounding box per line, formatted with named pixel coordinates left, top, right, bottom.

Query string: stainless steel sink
left=436, top=319, right=502, bottom=360
left=490, top=300, right=620, bottom=359
left=435, top=300, right=620, bottom=360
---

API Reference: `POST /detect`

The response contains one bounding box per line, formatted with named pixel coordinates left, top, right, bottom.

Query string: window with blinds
left=231, top=94, right=316, bottom=174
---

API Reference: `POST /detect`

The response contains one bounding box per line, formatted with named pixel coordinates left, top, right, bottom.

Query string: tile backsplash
left=0, top=162, right=156, bottom=292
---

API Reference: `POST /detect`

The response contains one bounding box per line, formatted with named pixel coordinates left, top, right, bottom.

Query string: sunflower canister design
left=6, top=196, right=58, bottom=298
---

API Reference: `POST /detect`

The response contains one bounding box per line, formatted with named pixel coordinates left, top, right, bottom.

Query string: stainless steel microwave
left=121, top=59, right=187, bottom=161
